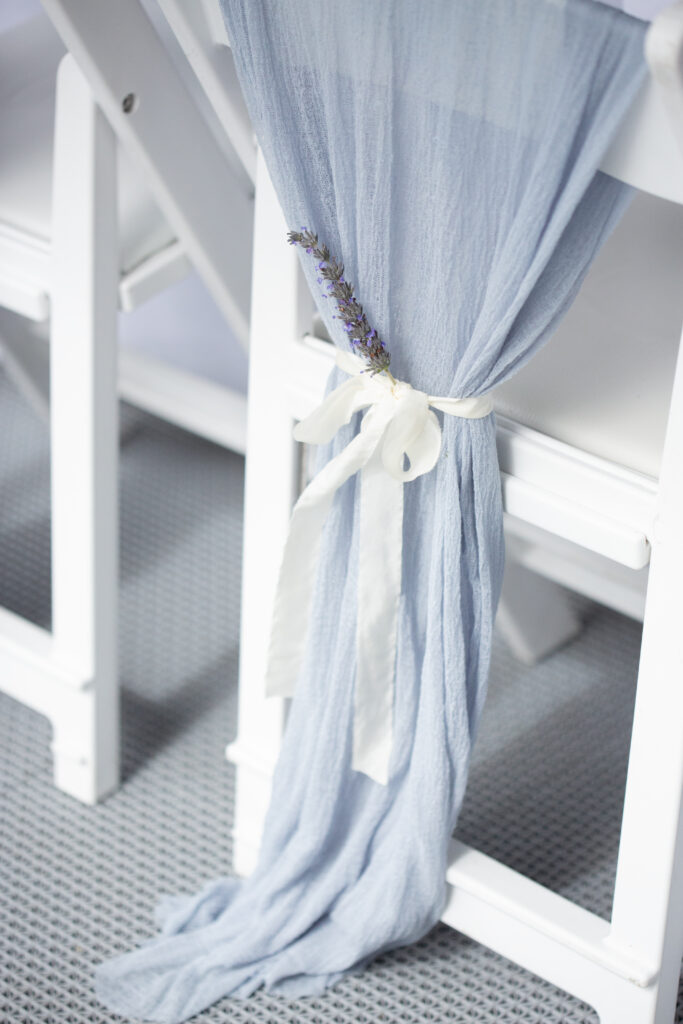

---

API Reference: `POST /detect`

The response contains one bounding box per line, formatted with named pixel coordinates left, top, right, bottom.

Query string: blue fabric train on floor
left=96, top=2, right=646, bottom=1020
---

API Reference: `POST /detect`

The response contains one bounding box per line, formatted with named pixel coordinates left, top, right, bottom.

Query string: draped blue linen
left=96, top=2, right=646, bottom=1020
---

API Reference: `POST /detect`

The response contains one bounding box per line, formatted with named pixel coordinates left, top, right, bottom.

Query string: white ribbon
left=265, top=349, right=493, bottom=784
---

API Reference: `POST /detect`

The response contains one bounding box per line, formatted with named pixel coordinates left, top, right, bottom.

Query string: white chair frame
left=227, top=9, right=683, bottom=1024
left=0, top=53, right=122, bottom=806
left=0, top=0, right=252, bottom=802
left=34, top=1, right=683, bottom=1020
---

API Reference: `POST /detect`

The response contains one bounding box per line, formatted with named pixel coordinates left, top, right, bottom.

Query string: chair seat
left=493, top=191, right=683, bottom=480
left=0, top=13, right=175, bottom=277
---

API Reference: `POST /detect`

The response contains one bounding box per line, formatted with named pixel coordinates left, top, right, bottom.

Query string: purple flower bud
left=286, top=226, right=390, bottom=376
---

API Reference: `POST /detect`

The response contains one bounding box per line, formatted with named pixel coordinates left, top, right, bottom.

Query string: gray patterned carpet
left=0, top=367, right=680, bottom=1023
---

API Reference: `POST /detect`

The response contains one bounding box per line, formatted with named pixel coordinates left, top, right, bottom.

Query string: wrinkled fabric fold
left=267, top=350, right=493, bottom=782
left=96, top=2, right=647, bottom=1020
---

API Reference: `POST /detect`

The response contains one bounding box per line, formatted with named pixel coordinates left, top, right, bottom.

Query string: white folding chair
left=223, top=6, right=683, bottom=1022
left=0, top=5, right=251, bottom=802
left=34, top=0, right=683, bottom=1018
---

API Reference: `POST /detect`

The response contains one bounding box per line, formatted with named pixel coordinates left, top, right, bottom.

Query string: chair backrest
left=40, top=0, right=683, bottom=397
left=601, top=0, right=683, bottom=184
left=41, top=0, right=255, bottom=349
left=153, top=0, right=683, bottom=201
left=601, top=64, right=683, bottom=202
left=151, top=0, right=255, bottom=189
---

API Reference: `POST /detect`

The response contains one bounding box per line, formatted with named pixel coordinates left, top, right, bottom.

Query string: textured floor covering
left=0, top=367, right=680, bottom=1024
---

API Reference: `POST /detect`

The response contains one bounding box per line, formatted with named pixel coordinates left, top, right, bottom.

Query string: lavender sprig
left=288, top=228, right=393, bottom=378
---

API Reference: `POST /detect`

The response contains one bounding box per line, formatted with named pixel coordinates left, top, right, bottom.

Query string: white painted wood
left=444, top=839, right=655, bottom=987
left=283, top=334, right=336, bottom=419
left=0, top=612, right=117, bottom=815
left=0, top=220, right=189, bottom=321
left=226, top=151, right=302, bottom=873
left=496, top=561, right=581, bottom=665
left=118, top=348, right=247, bottom=453
left=600, top=333, right=683, bottom=1020
left=199, top=0, right=231, bottom=49
left=442, top=841, right=661, bottom=1023
left=155, top=0, right=255, bottom=185
left=118, top=240, right=191, bottom=312
left=0, top=222, right=191, bottom=322
left=0, top=273, right=48, bottom=322
left=504, top=518, right=649, bottom=622
left=0, top=52, right=129, bottom=804
left=495, top=417, right=659, bottom=540
left=465, top=14, right=683, bottom=1016
left=0, top=224, right=50, bottom=321
left=0, top=305, right=248, bottom=453
left=493, top=192, right=683, bottom=482
left=0, top=310, right=50, bottom=420
left=48, top=54, right=120, bottom=803
left=41, top=0, right=253, bottom=349
left=459, top=11, right=683, bottom=1021
left=0, top=0, right=254, bottom=805
left=645, top=1, right=683, bottom=159
left=0, top=605, right=88, bottom=702
left=600, top=74, right=683, bottom=204
left=599, top=2, right=683, bottom=204
left=500, top=472, right=651, bottom=569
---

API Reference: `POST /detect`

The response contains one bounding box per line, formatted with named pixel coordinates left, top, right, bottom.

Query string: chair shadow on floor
left=120, top=647, right=240, bottom=783
left=0, top=513, right=51, bottom=630
left=118, top=429, right=238, bottom=585
left=455, top=608, right=641, bottom=920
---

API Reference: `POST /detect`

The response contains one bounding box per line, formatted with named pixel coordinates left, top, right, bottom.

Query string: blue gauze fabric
left=95, top=2, right=647, bottom=1020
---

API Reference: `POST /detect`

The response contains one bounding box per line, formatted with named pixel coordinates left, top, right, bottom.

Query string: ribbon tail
left=293, top=375, right=367, bottom=445
left=353, top=448, right=404, bottom=784
left=264, top=487, right=335, bottom=699
left=265, top=404, right=393, bottom=701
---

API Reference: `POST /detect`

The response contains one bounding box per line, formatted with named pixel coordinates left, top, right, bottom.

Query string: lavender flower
left=287, top=228, right=393, bottom=377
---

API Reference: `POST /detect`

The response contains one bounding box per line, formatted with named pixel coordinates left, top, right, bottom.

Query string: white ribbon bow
left=265, top=349, right=493, bottom=784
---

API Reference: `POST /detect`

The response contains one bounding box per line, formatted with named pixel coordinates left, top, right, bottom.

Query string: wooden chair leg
left=596, top=984, right=677, bottom=1024
left=49, top=54, right=119, bottom=803
left=600, top=332, right=683, bottom=1023
left=225, top=151, right=295, bottom=874
left=598, top=541, right=683, bottom=1023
